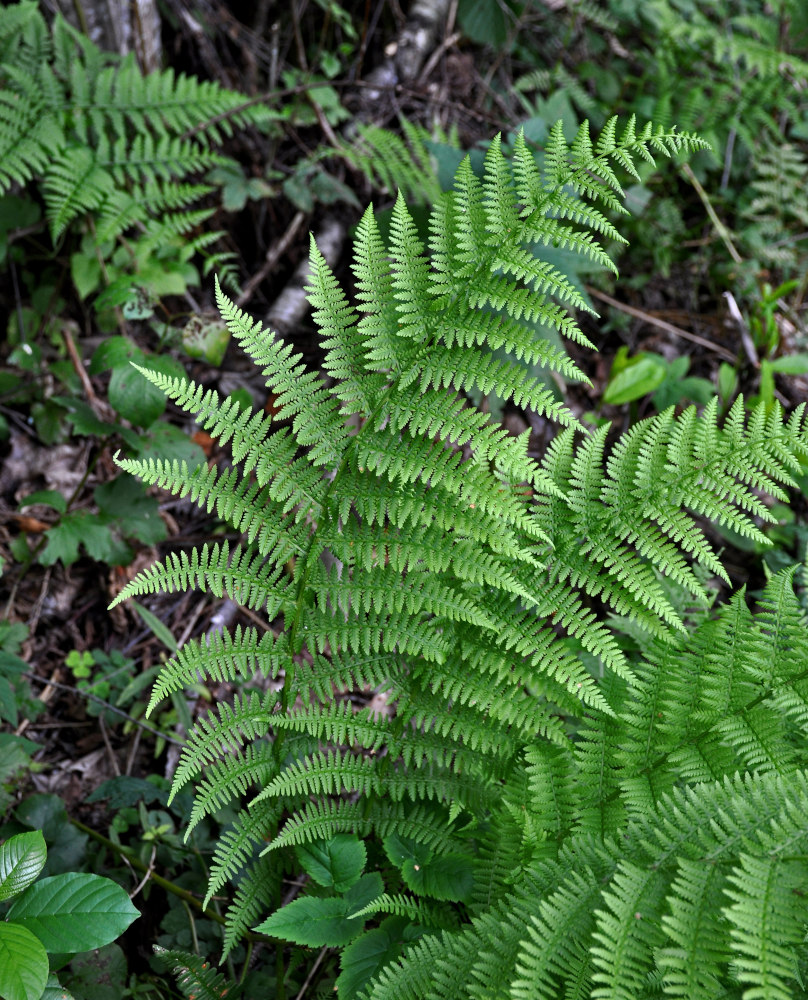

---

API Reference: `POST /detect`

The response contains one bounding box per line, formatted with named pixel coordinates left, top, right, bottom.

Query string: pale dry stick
left=99, top=715, right=122, bottom=776
left=207, top=597, right=240, bottom=637
left=360, top=0, right=453, bottom=109
left=62, top=326, right=116, bottom=420
left=125, top=723, right=142, bottom=775
left=416, top=30, right=462, bottom=86
left=293, top=945, right=328, bottom=1000
left=25, top=565, right=53, bottom=638
left=237, top=211, right=306, bottom=308
left=265, top=216, right=346, bottom=333
left=128, top=842, right=158, bottom=901
left=20, top=672, right=184, bottom=745
left=681, top=162, right=744, bottom=266
left=15, top=664, right=58, bottom=739
left=723, top=290, right=759, bottom=367
left=176, top=595, right=210, bottom=648
left=585, top=284, right=738, bottom=365
left=62, top=326, right=99, bottom=406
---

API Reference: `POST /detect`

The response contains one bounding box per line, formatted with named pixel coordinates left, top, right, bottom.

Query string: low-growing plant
left=0, top=829, right=139, bottom=1000
left=0, top=1, right=272, bottom=319
left=110, top=115, right=808, bottom=999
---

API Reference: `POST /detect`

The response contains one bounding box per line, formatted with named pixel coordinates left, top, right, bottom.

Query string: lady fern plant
left=111, top=116, right=808, bottom=999
left=0, top=1, right=267, bottom=307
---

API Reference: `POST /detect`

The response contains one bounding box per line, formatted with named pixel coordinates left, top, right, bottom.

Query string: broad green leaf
left=131, top=601, right=178, bottom=651
left=0, top=675, right=18, bottom=726
left=0, top=831, right=47, bottom=901
left=255, top=896, right=358, bottom=947
left=254, top=872, right=383, bottom=947
left=768, top=353, right=808, bottom=374
left=41, top=974, right=76, bottom=1000
left=718, top=362, right=738, bottom=400
left=7, top=873, right=139, bottom=953
left=133, top=422, right=206, bottom=467
left=39, top=512, right=115, bottom=567
left=86, top=776, right=169, bottom=810
left=401, top=852, right=475, bottom=902
left=18, top=491, right=67, bottom=514
left=0, top=922, right=49, bottom=1000
left=296, top=834, right=366, bottom=892
left=70, top=250, right=102, bottom=300
left=604, top=355, right=667, bottom=405
left=181, top=315, right=231, bottom=366
left=343, top=872, right=384, bottom=913
left=337, top=917, right=412, bottom=1000
left=458, top=0, right=507, bottom=46
left=50, top=397, right=127, bottom=439
left=63, top=943, right=126, bottom=1000
left=94, top=475, right=167, bottom=546
left=108, top=365, right=167, bottom=427
left=383, top=831, right=432, bottom=869
left=89, top=336, right=143, bottom=375
left=12, top=795, right=67, bottom=841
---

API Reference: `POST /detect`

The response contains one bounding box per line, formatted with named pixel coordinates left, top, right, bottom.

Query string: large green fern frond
left=110, top=113, right=808, bottom=996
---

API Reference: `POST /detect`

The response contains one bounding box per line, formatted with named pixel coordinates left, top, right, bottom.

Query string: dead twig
left=585, top=285, right=738, bottom=364
left=237, top=211, right=306, bottom=308
left=21, top=671, right=184, bottom=747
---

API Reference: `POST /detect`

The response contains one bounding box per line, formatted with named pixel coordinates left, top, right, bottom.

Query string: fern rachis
left=113, top=116, right=808, bottom=999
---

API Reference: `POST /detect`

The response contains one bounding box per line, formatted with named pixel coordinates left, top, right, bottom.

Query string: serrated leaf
left=0, top=831, right=47, bottom=902
left=401, top=852, right=475, bottom=902
left=336, top=917, right=412, bottom=1000
left=254, top=872, right=383, bottom=947
left=0, top=922, right=49, bottom=1000
left=296, top=834, right=366, bottom=892
left=255, top=895, right=357, bottom=947
left=39, top=513, right=115, bottom=567
left=7, top=873, right=139, bottom=953
left=86, top=776, right=169, bottom=810
left=50, top=397, right=125, bottom=438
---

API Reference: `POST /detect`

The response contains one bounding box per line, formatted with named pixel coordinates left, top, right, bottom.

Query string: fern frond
left=108, top=109, right=808, bottom=994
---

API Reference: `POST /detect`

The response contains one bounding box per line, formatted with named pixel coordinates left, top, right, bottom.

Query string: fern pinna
left=112, top=117, right=808, bottom=999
